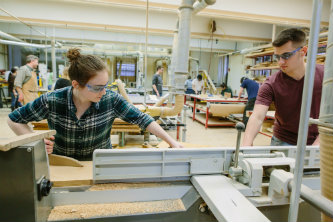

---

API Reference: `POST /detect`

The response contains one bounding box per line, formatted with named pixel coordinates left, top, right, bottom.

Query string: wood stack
left=111, top=118, right=141, bottom=134
left=31, top=118, right=141, bottom=134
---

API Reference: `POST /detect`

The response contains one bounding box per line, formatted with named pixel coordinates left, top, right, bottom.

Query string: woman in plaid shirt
left=7, top=48, right=182, bottom=160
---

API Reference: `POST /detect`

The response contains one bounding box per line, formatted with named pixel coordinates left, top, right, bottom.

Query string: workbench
left=184, top=94, right=247, bottom=128
left=248, top=111, right=275, bottom=138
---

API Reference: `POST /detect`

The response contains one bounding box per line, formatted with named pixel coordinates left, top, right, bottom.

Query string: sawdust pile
left=88, top=182, right=172, bottom=191
left=48, top=199, right=185, bottom=220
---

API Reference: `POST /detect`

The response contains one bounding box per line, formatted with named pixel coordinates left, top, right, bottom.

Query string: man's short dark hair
left=240, top=77, right=248, bottom=84
left=197, top=74, right=202, bottom=80
left=11, top=67, right=18, bottom=73
left=157, top=66, right=162, bottom=71
left=273, top=28, right=306, bottom=47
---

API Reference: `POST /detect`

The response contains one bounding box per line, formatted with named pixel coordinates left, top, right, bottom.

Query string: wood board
left=0, top=130, right=56, bottom=151
left=50, top=161, right=93, bottom=187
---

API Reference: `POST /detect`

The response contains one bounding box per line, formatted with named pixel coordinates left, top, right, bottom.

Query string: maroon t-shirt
left=256, top=64, right=324, bottom=145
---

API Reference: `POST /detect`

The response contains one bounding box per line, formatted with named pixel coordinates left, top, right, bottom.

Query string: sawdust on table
left=48, top=199, right=185, bottom=220
left=88, top=182, right=172, bottom=191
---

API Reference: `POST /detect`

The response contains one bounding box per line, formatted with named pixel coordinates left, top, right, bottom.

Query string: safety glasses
left=274, top=47, right=303, bottom=61
left=86, top=82, right=109, bottom=93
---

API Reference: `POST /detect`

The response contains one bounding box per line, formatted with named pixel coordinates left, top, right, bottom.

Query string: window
left=117, top=63, right=135, bottom=77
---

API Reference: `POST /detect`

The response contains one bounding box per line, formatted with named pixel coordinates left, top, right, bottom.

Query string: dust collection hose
left=115, top=79, right=133, bottom=105
left=115, top=79, right=184, bottom=117
left=318, top=126, right=333, bottom=222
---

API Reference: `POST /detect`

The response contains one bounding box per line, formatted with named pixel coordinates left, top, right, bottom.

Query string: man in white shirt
left=192, top=74, right=204, bottom=95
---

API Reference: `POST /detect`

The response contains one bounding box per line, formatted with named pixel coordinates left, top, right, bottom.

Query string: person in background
left=192, top=74, right=204, bottom=95
left=242, top=28, right=323, bottom=146
left=184, top=75, right=195, bottom=94
left=8, top=48, right=183, bottom=160
left=54, top=67, right=72, bottom=90
left=14, top=55, right=39, bottom=105
left=152, top=66, right=163, bottom=97
left=221, top=82, right=233, bottom=98
left=7, top=67, right=22, bottom=111
left=237, top=77, right=259, bottom=127
left=47, top=69, right=54, bottom=90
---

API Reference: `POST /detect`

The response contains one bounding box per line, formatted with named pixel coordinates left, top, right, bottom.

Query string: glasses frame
left=274, top=47, right=303, bottom=61
left=86, top=82, right=109, bottom=93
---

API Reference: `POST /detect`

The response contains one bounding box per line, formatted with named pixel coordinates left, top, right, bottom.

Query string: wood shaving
left=48, top=199, right=185, bottom=221
left=88, top=182, right=172, bottom=191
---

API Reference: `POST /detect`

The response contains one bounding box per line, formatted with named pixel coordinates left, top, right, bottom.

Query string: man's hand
left=44, top=136, right=55, bottom=154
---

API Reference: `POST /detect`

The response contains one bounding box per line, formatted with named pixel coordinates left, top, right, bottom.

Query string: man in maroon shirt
left=242, top=28, right=324, bottom=146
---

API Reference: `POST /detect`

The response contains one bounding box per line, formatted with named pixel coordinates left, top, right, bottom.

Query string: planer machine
left=0, top=125, right=330, bottom=222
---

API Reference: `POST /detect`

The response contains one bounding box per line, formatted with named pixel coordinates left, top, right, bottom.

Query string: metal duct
left=0, top=39, right=51, bottom=49
left=168, top=19, right=179, bottom=88
left=174, top=0, right=195, bottom=94
left=172, top=0, right=216, bottom=94
left=192, top=0, right=216, bottom=14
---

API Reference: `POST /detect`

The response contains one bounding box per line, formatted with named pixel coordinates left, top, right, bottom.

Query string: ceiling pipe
left=174, top=0, right=218, bottom=94
left=0, top=30, right=25, bottom=42
left=192, top=0, right=216, bottom=14
left=0, top=39, right=51, bottom=49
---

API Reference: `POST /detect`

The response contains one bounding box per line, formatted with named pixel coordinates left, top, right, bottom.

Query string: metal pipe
left=174, top=0, right=195, bottom=94
left=0, top=30, right=24, bottom=42
left=288, top=1, right=323, bottom=221
left=288, top=182, right=333, bottom=218
left=182, top=106, right=187, bottom=142
left=192, top=0, right=216, bottom=14
left=0, top=39, right=51, bottom=48
left=169, top=20, right=179, bottom=88
left=272, top=24, right=276, bottom=42
left=240, top=153, right=284, bottom=159
left=51, top=39, right=57, bottom=79
left=144, top=0, right=149, bottom=104
left=309, top=118, right=333, bottom=129
left=234, top=122, right=245, bottom=168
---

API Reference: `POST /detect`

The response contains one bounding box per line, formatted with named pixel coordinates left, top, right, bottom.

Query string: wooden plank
left=0, top=130, right=56, bottom=151
left=49, top=154, right=83, bottom=167
left=50, top=161, right=93, bottom=187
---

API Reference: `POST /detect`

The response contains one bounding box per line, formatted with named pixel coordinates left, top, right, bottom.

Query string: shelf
left=245, top=50, right=274, bottom=58
left=248, top=66, right=279, bottom=71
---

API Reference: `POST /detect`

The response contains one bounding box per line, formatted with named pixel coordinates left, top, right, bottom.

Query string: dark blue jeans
left=270, top=136, right=292, bottom=146
left=10, top=92, right=22, bottom=110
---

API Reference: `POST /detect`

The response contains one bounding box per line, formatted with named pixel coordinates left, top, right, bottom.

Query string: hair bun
left=67, top=48, right=81, bottom=62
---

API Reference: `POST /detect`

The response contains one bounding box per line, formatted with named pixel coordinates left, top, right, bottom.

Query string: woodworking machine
left=0, top=129, right=326, bottom=222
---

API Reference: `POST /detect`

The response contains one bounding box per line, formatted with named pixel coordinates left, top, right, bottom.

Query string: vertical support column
left=51, top=39, right=56, bottom=80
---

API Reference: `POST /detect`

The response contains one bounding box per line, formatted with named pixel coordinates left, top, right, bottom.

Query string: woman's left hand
left=44, top=136, right=55, bottom=154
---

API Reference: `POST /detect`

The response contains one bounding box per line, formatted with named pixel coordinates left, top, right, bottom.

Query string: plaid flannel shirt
left=9, top=87, right=154, bottom=160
